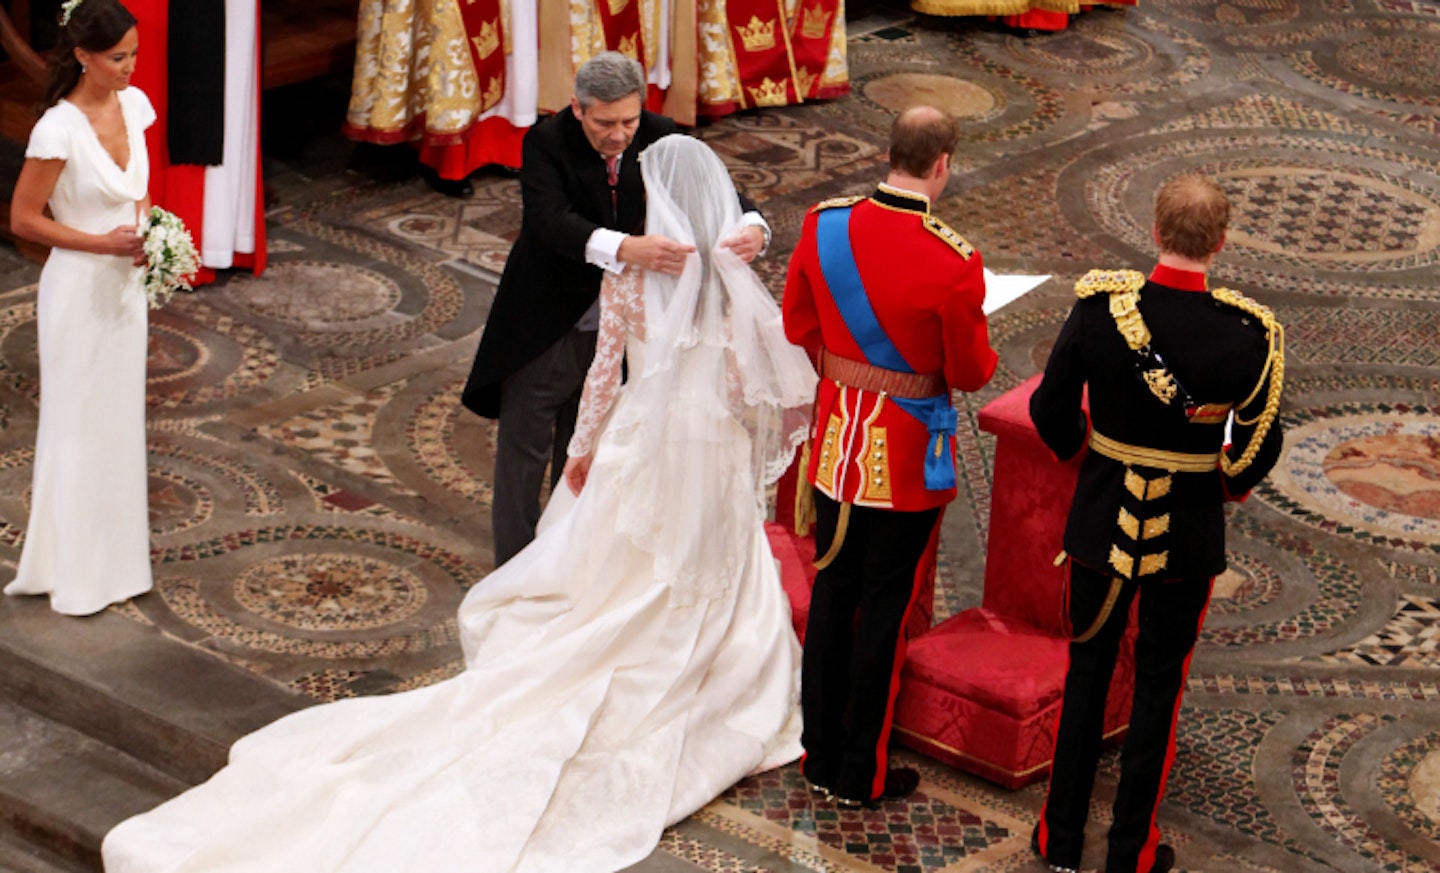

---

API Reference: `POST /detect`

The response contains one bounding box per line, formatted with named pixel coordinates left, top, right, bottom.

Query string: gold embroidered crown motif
left=472, top=20, right=500, bottom=59
left=800, top=3, right=831, bottom=40
left=482, top=76, right=503, bottom=109
left=1143, top=369, right=1178, bottom=404
left=793, top=66, right=817, bottom=100
left=747, top=76, right=789, bottom=106
left=617, top=34, right=639, bottom=61
left=736, top=15, right=777, bottom=52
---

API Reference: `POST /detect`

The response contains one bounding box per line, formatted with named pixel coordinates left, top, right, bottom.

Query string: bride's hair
left=43, top=0, right=138, bottom=108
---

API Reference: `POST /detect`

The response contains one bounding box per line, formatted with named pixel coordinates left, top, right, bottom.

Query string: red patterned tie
left=606, top=155, right=619, bottom=221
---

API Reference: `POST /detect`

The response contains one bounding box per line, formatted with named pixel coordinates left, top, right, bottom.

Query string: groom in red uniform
left=782, top=105, right=998, bottom=807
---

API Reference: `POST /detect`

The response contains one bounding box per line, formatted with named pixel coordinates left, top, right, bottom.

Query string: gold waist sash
left=1088, top=431, right=1220, bottom=474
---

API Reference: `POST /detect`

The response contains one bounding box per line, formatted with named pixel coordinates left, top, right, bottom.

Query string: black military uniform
left=1029, top=265, right=1284, bottom=873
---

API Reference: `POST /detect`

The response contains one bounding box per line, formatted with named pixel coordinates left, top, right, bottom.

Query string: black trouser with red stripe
left=1037, top=561, right=1213, bottom=873
left=800, top=492, right=941, bottom=802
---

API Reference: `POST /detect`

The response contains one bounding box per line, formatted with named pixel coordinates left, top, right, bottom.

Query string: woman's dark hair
left=43, top=0, right=137, bottom=107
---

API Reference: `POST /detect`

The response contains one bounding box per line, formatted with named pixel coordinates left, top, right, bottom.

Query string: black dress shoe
left=421, top=167, right=474, bottom=199
left=803, top=776, right=834, bottom=801
left=1145, top=844, right=1176, bottom=873
left=1030, top=824, right=1078, bottom=873
left=834, top=767, right=920, bottom=808
left=429, top=176, right=474, bottom=198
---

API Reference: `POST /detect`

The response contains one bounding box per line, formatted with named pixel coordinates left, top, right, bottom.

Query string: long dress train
left=103, top=135, right=817, bottom=872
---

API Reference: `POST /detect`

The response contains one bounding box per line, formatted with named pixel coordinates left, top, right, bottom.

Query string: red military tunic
left=783, top=183, right=998, bottom=511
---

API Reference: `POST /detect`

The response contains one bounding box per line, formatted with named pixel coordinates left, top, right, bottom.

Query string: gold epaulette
left=1211, top=287, right=1286, bottom=477
left=809, top=195, right=864, bottom=213
left=922, top=215, right=975, bottom=260
left=1075, top=269, right=1150, bottom=351
left=1075, top=269, right=1146, bottom=299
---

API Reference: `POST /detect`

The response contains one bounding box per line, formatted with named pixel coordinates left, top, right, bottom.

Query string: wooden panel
left=260, top=0, right=359, bottom=91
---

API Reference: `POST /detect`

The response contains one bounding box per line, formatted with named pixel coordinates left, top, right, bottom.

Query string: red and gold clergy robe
left=909, top=0, right=1138, bottom=32
left=782, top=183, right=997, bottom=512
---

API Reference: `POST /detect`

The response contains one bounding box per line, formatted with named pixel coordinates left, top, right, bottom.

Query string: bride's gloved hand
left=563, top=454, right=593, bottom=496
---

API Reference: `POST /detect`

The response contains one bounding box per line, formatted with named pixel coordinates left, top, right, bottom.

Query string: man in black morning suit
left=461, top=51, right=768, bottom=566
left=1029, top=176, right=1286, bottom=873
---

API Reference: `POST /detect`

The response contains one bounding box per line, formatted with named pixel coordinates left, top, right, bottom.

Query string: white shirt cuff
left=738, top=211, right=771, bottom=256
left=585, top=228, right=627, bottom=274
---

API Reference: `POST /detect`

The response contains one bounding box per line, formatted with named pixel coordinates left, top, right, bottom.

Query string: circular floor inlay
left=1337, top=36, right=1440, bottom=92
left=1377, top=731, right=1440, bottom=843
left=1262, top=411, right=1440, bottom=547
left=1411, top=747, right=1440, bottom=827
left=1084, top=142, right=1440, bottom=276
left=1152, top=0, right=1298, bottom=25
left=230, top=262, right=403, bottom=325
left=1323, top=434, right=1440, bottom=521
left=233, top=553, right=427, bottom=631
left=1219, top=168, right=1439, bottom=263
left=1208, top=552, right=1281, bottom=616
left=1006, top=21, right=1152, bottom=73
left=148, top=470, right=213, bottom=536
left=146, top=324, right=210, bottom=384
left=863, top=74, right=998, bottom=120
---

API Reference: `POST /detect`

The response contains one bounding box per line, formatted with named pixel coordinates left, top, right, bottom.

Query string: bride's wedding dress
left=103, top=135, right=818, bottom=873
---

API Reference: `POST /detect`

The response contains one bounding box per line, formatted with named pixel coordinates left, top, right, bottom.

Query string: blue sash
left=815, top=207, right=957, bottom=491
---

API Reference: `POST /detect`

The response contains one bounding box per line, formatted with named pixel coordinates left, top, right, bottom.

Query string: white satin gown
left=6, top=87, right=155, bottom=616
left=102, top=267, right=804, bottom=872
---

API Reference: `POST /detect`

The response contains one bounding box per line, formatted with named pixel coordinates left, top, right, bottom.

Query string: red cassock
left=128, top=0, right=266, bottom=285
left=782, top=183, right=998, bottom=512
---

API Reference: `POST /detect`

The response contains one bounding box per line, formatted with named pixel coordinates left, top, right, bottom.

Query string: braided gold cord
left=1076, top=268, right=1151, bottom=350
left=1211, top=287, right=1285, bottom=477
left=1075, top=269, right=1146, bottom=300
left=1109, top=290, right=1151, bottom=351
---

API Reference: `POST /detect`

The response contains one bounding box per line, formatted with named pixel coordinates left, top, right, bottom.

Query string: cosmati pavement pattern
left=1, top=1, right=1439, bottom=870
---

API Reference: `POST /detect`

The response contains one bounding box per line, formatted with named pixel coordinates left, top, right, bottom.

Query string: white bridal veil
left=605, top=134, right=817, bottom=605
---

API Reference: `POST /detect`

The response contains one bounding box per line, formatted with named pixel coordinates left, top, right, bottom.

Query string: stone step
left=0, top=596, right=307, bottom=866
left=0, top=832, right=91, bottom=873
left=0, top=697, right=187, bottom=871
left=0, top=596, right=306, bottom=787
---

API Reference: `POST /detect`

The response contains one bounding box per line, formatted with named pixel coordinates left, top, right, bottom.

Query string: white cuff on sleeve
left=585, top=228, right=628, bottom=274
left=738, top=211, right=772, bottom=256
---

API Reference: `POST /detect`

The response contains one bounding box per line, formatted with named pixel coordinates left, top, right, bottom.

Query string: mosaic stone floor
left=2, top=1, right=1440, bottom=870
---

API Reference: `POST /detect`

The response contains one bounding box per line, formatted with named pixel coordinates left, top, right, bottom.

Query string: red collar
left=1149, top=264, right=1208, bottom=292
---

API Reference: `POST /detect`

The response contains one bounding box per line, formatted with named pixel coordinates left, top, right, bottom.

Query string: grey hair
left=574, top=51, right=645, bottom=107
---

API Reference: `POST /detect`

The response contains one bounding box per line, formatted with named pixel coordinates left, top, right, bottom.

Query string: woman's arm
left=10, top=158, right=142, bottom=257
left=563, top=269, right=636, bottom=493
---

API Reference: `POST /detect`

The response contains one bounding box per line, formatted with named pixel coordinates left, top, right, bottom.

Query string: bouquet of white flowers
left=138, top=206, right=200, bottom=309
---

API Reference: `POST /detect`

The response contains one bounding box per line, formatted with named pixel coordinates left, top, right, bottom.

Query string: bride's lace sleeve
left=566, top=268, right=642, bottom=458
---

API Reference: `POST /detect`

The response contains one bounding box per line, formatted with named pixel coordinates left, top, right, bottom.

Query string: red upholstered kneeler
left=767, top=454, right=816, bottom=642
left=764, top=451, right=938, bottom=644
left=765, top=521, right=815, bottom=642
left=893, top=376, right=1137, bottom=788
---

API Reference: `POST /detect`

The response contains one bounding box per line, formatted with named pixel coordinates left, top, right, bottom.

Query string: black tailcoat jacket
left=1030, top=268, right=1285, bottom=581
left=460, top=109, right=759, bottom=419
left=460, top=109, right=678, bottom=419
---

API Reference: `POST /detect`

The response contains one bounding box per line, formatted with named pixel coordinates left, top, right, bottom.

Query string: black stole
left=167, top=0, right=226, bottom=166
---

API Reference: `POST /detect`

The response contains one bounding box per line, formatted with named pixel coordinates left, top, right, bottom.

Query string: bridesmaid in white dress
left=102, top=135, right=818, bottom=872
left=5, top=0, right=154, bottom=616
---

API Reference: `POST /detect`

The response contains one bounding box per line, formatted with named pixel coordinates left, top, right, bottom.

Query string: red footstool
left=765, top=521, right=815, bottom=642
left=892, top=376, right=1137, bottom=788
